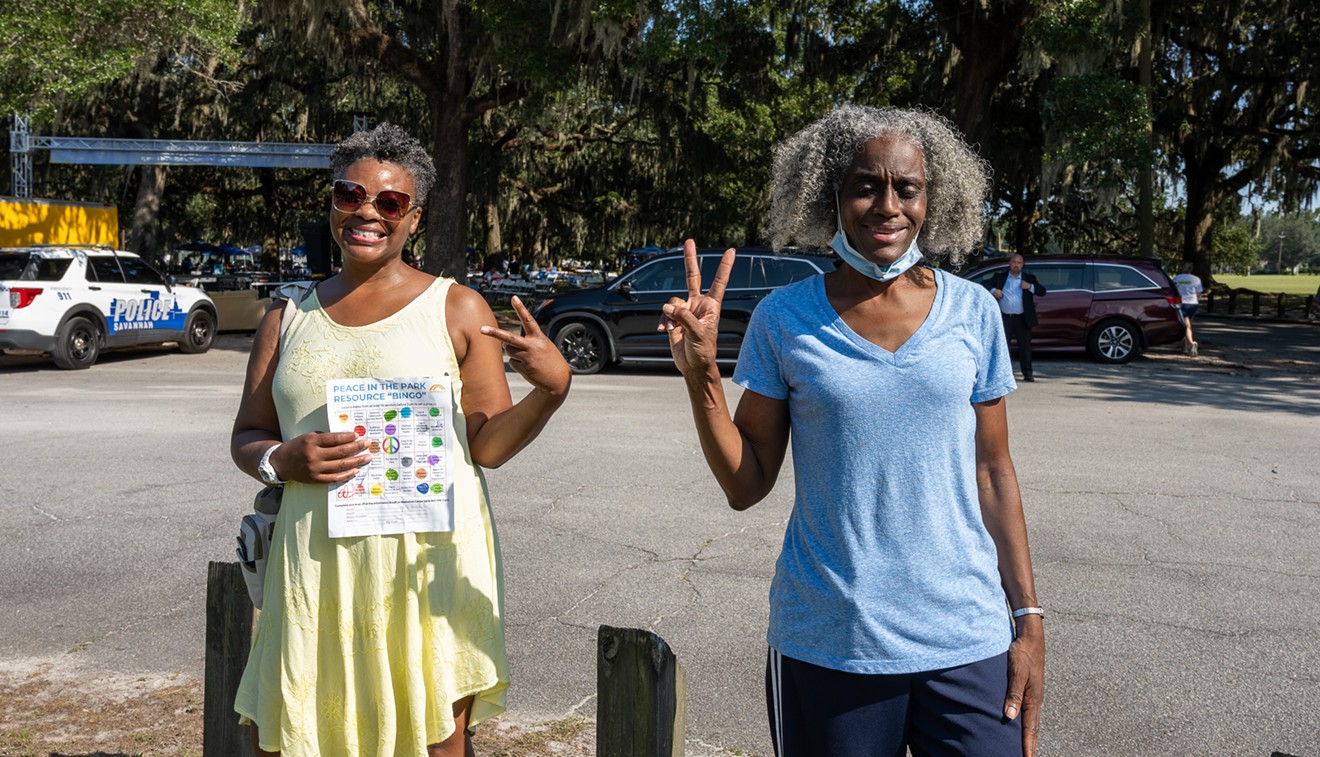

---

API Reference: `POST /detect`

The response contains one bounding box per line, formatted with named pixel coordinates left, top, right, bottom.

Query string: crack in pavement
left=551, top=551, right=660, bottom=624
left=565, top=693, right=596, bottom=716
left=1037, top=554, right=1320, bottom=580
left=528, top=481, right=588, bottom=519
left=30, top=502, right=60, bottom=522
left=652, top=519, right=787, bottom=630
left=538, top=518, right=787, bottom=633
left=90, top=589, right=200, bottom=648
left=1027, top=485, right=1319, bottom=509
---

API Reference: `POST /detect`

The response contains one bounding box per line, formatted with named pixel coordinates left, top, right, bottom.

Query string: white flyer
left=324, top=376, right=454, bottom=538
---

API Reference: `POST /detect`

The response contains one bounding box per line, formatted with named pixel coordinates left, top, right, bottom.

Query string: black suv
left=534, top=247, right=834, bottom=374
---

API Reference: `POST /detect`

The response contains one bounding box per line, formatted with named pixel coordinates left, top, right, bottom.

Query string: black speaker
left=301, top=220, right=337, bottom=276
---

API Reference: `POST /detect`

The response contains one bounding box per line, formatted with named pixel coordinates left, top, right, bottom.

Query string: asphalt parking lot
left=1, top=317, right=1318, bottom=756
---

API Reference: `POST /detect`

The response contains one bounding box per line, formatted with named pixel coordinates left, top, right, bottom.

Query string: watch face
left=260, top=448, right=282, bottom=484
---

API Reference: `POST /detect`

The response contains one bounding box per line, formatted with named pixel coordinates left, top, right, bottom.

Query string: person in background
left=1172, top=262, right=1204, bottom=356
left=986, top=254, right=1047, bottom=381
left=661, top=105, right=1044, bottom=756
left=230, top=122, right=571, bottom=757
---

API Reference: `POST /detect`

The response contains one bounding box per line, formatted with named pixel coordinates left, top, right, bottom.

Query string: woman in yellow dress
left=230, top=123, right=571, bottom=756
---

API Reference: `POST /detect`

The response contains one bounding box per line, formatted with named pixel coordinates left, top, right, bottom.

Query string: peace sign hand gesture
left=480, top=296, right=572, bottom=396
left=659, top=240, right=735, bottom=377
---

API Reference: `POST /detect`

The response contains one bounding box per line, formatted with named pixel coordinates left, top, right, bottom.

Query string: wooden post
left=1228, top=290, right=1238, bottom=314
left=204, top=561, right=256, bottom=757
left=1276, top=292, right=1286, bottom=318
left=1205, top=289, right=1214, bottom=313
left=1252, top=292, right=1262, bottom=317
left=597, top=626, right=686, bottom=757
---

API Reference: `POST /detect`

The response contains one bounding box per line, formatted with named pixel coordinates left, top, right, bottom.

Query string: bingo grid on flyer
left=325, top=377, right=454, bottom=536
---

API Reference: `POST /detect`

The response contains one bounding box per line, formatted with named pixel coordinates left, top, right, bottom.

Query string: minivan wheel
left=554, top=322, right=609, bottom=374
left=53, top=316, right=101, bottom=369
left=1088, top=319, right=1140, bottom=364
left=179, top=309, right=215, bottom=354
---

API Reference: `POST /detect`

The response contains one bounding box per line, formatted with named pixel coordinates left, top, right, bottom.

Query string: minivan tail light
left=1165, top=295, right=1180, bottom=307
left=9, top=287, right=43, bottom=308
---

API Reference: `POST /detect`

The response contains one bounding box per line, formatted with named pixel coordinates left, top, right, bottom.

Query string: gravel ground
left=0, top=660, right=597, bottom=757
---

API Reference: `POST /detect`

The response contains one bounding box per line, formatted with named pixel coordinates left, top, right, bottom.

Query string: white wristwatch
left=258, top=444, right=286, bottom=486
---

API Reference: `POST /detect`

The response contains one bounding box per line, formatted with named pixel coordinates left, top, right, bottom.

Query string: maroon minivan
left=960, top=255, right=1184, bottom=363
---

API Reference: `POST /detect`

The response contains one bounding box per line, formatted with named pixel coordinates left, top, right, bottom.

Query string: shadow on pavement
left=0, top=333, right=255, bottom=374
left=1073, top=359, right=1320, bottom=415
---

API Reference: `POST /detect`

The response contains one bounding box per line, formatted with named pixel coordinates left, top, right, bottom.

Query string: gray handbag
left=236, top=485, right=282, bottom=609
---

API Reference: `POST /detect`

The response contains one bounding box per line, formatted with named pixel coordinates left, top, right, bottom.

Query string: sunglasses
left=331, top=180, right=415, bottom=221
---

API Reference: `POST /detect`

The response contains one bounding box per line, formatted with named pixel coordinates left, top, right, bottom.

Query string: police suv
left=0, top=245, right=217, bottom=369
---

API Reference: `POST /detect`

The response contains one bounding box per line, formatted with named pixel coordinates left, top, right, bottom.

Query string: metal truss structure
left=7, top=113, right=367, bottom=198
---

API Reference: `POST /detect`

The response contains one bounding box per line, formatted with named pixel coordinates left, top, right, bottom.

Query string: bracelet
left=1011, top=606, right=1045, bottom=620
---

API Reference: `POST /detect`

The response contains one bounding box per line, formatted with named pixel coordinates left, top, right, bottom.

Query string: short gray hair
left=769, top=105, right=990, bottom=265
left=330, top=123, right=437, bottom=206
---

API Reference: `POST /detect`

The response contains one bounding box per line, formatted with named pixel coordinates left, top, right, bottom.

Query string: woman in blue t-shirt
left=661, top=105, right=1045, bottom=756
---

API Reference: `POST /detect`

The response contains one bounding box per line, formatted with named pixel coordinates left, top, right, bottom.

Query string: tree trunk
left=1181, top=175, right=1217, bottom=282
left=128, top=165, right=168, bottom=263
left=930, top=0, right=1037, bottom=147
left=483, top=197, right=502, bottom=258
left=260, top=168, right=281, bottom=273
left=1137, top=0, right=1155, bottom=259
left=422, top=1, right=472, bottom=283
left=1010, top=184, right=1040, bottom=254
left=533, top=215, right=548, bottom=267
left=425, top=92, right=471, bottom=281
left=1180, top=138, right=1225, bottom=282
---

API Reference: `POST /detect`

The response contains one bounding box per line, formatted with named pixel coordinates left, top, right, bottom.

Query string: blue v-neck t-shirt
left=733, top=267, right=1018, bottom=674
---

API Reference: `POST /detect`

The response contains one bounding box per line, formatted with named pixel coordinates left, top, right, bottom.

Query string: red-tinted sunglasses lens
left=332, top=181, right=367, bottom=212
left=331, top=181, right=411, bottom=221
left=373, top=191, right=411, bottom=221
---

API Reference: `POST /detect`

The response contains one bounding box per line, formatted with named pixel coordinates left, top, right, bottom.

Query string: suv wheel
left=1088, top=319, right=1140, bottom=364
left=554, top=322, right=609, bottom=374
left=53, top=316, right=101, bottom=369
left=179, top=309, right=215, bottom=354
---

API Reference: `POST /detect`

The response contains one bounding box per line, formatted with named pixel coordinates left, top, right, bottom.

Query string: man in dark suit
left=986, top=254, right=1047, bottom=381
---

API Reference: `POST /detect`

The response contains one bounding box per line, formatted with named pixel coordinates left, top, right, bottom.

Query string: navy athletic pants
left=766, top=648, right=1022, bottom=757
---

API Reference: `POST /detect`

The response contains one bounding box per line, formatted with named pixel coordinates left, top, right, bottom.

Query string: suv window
left=0, top=253, right=73, bottom=282
left=87, top=257, right=126, bottom=283
left=757, top=257, right=822, bottom=287
left=1032, top=264, right=1086, bottom=292
left=700, top=255, right=753, bottom=290
left=1093, top=263, right=1158, bottom=292
left=625, top=258, right=686, bottom=292
left=119, top=257, right=166, bottom=285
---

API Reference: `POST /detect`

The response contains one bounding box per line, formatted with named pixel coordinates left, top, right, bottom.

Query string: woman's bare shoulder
left=445, top=280, right=497, bottom=329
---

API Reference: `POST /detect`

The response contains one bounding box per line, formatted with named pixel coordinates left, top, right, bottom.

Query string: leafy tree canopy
left=0, top=0, right=239, bottom=117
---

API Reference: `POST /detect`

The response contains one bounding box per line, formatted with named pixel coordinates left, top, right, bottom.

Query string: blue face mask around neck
left=829, top=198, right=924, bottom=282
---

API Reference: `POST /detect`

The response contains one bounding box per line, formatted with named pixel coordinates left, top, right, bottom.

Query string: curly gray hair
left=769, top=105, right=990, bottom=264
left=330, top=123, right=437, bottom=206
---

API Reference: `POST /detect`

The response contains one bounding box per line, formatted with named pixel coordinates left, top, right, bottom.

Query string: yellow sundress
left=235, top=277, right=508, bottom=755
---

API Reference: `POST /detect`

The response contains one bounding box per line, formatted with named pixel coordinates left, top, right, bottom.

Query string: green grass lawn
left=1215, top=274, right=1320, bottom=296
